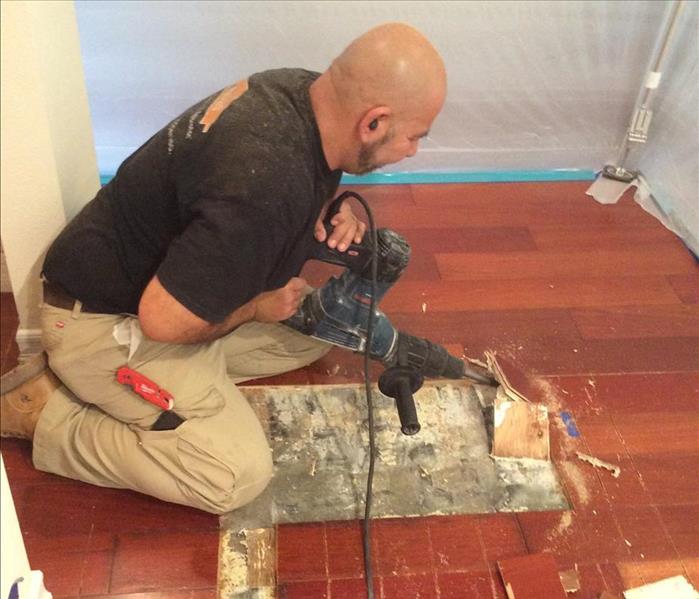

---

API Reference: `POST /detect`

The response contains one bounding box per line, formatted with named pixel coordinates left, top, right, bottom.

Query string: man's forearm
left=139, top=275, right=304, bottom=345
left=185, top=299, right=257, bottom=344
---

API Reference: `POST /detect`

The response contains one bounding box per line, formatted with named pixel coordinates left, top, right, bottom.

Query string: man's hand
left=139, top=275, right=309, bottom=344
left=253, top=277, right=309, bottom=322
left=314, top=200, right=367, bottom=252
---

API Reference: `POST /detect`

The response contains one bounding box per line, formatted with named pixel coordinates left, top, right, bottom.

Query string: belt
left=42, top=281, right=101, bottom=314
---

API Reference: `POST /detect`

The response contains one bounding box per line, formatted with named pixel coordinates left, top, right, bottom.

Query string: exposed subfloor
left=221, top=383, right=566, bottom=533
left=1, top=181, right=698, bottom=599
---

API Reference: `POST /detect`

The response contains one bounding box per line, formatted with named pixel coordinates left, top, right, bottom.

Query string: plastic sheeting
left=75, top=1, right=696, bottom=249
left=633, top=1, right=698, bottom=255
left=75, top=0, right=669, bottom=175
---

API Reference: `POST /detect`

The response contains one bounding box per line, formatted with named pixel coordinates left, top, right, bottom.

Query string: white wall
left=635, top=1, right=698, bottom=254
left=75, top=0, right=668, bottom=175
left=1, top=0, right=100, bottom=330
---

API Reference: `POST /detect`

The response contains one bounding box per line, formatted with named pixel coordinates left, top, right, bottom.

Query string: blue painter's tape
left=341, top=169, right=597, bottom=185
left=100, top=169, right=596, bottom=187
left=560, top=411, right=581, bottom=438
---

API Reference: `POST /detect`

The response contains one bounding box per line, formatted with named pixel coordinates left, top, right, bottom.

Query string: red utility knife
left=116, top=366, right=174, bottom=411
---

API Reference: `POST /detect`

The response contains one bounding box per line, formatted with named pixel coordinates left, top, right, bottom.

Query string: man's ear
left=359, top=107, right=391, bottom=142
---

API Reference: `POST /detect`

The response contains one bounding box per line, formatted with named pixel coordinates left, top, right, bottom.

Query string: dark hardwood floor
left=1, top=181, right=697, bottom=598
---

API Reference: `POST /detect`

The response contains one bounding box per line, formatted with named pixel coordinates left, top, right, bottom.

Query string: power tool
left=284, top=191, right=496, bottom=435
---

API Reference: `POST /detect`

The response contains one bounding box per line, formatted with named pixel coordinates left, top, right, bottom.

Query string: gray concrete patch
left=220, top=382, right=568, bottom=533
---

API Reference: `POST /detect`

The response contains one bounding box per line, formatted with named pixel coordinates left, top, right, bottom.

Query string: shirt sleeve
left=156, top=196, right=286, bottom=323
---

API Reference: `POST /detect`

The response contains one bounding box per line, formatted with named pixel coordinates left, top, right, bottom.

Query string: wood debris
left=245, top=528, right=276, bottom=588
left=576, top=452, right=621, bottom=478
left=467, top=356, right=489, bottom=370
left=485, top=350, right=530, bottom=402
left=559, top=565, right=581, bottom=593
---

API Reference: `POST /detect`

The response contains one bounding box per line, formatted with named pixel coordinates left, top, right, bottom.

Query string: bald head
left=310, top=23, right=447, bottom=173
left=330, top=22, right=446, bottom=117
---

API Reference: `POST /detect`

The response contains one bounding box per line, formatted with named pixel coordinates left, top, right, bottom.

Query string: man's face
left=355, top=128, right=396, bottom=175
left=351, top=120, right=430, bottom=175
left=350, top=92, right=444, bottom=175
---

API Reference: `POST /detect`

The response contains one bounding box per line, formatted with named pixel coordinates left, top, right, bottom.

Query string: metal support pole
left=603, top=0, right=686, bottom=182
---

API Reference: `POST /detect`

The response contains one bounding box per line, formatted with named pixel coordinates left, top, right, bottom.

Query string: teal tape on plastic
left=340, top=169, right=596, bottom=185
left=100, top=169, right=595, bottom=187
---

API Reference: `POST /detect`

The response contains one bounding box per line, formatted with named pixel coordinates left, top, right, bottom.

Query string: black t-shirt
left=43, top=69, right=342, bottom=322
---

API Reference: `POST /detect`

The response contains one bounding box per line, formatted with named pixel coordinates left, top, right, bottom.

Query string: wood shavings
left=484, top=350, right=529, bottom=402
left=467, top=356, right=489, bottom=370
left=576, top=452, right=621, bottom=478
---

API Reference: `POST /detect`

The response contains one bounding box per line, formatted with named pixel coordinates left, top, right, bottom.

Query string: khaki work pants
left=34, top=302, right=330, bottom=514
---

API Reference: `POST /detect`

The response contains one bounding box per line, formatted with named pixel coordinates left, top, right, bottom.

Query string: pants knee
left=208, top=450, right=274, bottom=515
left=304, top=337, right=332, bottom=365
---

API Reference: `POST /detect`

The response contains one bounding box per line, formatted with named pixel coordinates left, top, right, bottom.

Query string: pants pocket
left=134, top=421, right=238, bottom=513
left=40, top=306, right=71, bottom=352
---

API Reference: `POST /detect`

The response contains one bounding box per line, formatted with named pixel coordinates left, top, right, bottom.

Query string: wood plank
left=668, top=274, right=699, bottom=304
left=529, top=224, right=679, bottom=250
left=401, top=254, right=442, bottom=281
left=497, top=553, right=567, bottom=599
left=492, top=398, right=550, bottom=460
left=410, top=180, right=599, bottom=209
left=381, top=277, right=680, bottom=313
left=336, top=183, right=415, bottom=209
left=611, top=412, right=699, bottom=456
left=408, top=182, right=657, bottom=221
left=371, top=203, right=655, bottom=229
left=447, top=336, right=699, bottom=377
left=571, top=305, right=699, bottom=339
left=245, top=528, right=276, bottom=588
left=435, top=248, right=698, bottom=281
left=543, top=372, right=699, bottom=415
left=405, top=226, right=536, bottom=254
left=388, top=308, right=581, bottom=346
left=633, top=455, right=699, bottom=505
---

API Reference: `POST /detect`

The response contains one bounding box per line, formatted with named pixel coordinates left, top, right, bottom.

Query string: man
left=0, top=22, right=447, bottom=514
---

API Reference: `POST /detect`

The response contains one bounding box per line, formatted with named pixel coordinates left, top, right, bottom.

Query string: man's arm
left=138, top=275, right=308, bottom=344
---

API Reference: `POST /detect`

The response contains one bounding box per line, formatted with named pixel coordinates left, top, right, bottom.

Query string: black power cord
left=342, top=192, right=378, bottom=599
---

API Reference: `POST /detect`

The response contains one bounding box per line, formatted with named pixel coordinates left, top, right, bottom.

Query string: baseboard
left=15, top=329, right=42, bottom=358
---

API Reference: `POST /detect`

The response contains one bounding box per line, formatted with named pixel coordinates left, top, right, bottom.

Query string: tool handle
left=395, top=378, right=421, bottom=436
left=378, top=366, right=422, bottom=436
left=310, top=191, right=373, bottom=272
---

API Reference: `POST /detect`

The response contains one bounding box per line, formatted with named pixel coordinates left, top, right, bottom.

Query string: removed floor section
left=221, top=382, right=567, bottom=532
